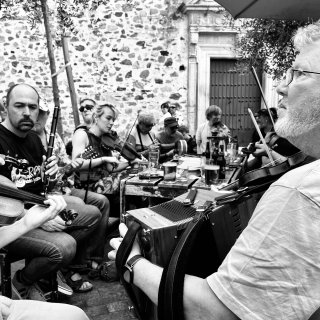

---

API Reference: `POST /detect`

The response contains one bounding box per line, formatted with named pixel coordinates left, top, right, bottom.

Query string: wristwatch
left=124, top=254, right=144, bottom=284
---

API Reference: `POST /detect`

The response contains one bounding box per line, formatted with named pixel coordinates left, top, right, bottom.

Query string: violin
left=221, top=151, right=308, bottom=191
left=0, top=175, right=77, bottom=226
left=101, top=130, right=143, bottom=161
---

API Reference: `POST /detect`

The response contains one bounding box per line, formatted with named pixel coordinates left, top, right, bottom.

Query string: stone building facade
left=0, top=0, right=277, bottom=142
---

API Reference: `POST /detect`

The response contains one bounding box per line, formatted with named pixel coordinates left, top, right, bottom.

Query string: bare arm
left=72, top=129, right=120, bottom=170
left=0, top=195, right=66, bottom=249
left=109, top=224, right=237, bottom=320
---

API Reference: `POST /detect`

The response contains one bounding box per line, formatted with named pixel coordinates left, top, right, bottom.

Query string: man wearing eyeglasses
left=109, top=21, right=320, bottom=320
left=75, top=98, right=95, bottom=132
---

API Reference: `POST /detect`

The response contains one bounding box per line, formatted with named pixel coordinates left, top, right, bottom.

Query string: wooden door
left=210, top=59, right=262, bottom=146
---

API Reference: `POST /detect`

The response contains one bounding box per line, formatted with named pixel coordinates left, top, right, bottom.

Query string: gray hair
left=293, top=21, right=320, bottom=51
left=205, top=105, right=222, bottom=120
left=138, top=111, right=155, bottom=125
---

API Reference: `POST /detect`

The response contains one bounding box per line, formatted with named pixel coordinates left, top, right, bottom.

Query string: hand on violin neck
left=23, top=194, right=67, bottom=231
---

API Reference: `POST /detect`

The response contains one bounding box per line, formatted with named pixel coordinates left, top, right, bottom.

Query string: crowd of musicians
left=1, top=20, right=320, bottom=320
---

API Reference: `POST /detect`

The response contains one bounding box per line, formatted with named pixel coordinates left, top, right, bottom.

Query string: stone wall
left=0, top=0, right=189, bottom=142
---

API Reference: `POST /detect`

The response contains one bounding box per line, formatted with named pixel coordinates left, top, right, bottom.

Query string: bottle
left=205, top=141, right=211, bottom=164
left=216, top=144, right=226, bottom=179
left=211, top=146, right=219, bottom=165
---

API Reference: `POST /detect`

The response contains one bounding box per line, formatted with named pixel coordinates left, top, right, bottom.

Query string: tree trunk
left=62, top=34, right=80, bottom=128
left=40, top=0, right=63, bottom=157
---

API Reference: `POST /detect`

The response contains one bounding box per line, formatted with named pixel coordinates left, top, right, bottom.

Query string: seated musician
left=0, top=83, right=101, bottom=297
left=109, top=21, right=320, bottom=320
left=72, top=102, right=137, bottom=194
left=32, top=104, right=111, bottom=283
left=156, top=117, right=184, bottom=163
left=196, top=105, right=231, bottom=154
left=0, top=181, right=89, bottom=320
left=246, top=108, right=300, bottom=171
left=127, top=111, right=156, bottom=159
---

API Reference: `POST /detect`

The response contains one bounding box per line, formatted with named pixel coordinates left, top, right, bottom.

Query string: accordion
left=123, top=188, right=264, bottom=320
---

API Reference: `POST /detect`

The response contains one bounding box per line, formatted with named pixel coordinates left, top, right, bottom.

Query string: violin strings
left=0, top=185, right=46, bottom=205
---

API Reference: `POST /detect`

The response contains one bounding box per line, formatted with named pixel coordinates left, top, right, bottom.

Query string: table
left=120, top=155, right=246, bottom=215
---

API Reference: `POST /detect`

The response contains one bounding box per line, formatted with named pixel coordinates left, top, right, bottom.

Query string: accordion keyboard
left=150, top=200, right=197, bottom=223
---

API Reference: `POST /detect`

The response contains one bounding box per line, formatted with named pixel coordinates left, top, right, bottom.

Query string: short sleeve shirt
left=207, top=159, right=320, bottom=320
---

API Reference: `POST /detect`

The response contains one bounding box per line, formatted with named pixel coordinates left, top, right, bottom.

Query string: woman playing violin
left=72, top=103, right=134, bottom=194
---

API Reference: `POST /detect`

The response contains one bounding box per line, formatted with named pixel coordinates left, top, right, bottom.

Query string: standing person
left=75, top=98, right=95, bottom=131
left=32, top=104, right=111, bottom=277
left=168, top=102, right=184, bottom=126
left=109, top=21, right=320, bottom=320
left=196, top=105, right=231, bottom=154
left=156, top=101, right=171, bottom=132
left=127, top=111, right=156, bottom=159
left=0, top=178, right=89, bottom=320
left=156, top=117, right=184, bottom=163
left=0, top=83, right=100, bottom=295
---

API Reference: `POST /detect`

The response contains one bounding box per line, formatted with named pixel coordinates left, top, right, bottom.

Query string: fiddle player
left=127, top=111, right=156, bottom=159
left=246, top=107, right=301, bottom=171
left=72, top=102, right=140, bottom=194
left=0, top=83, right=101, bottom=297
left=155, top=116, right=184, bottom=163
left=32, top=104, right=111, bottom=283
left=0, top=178, right=89, bottom=320
left=109, top=20, right=320, bottom=319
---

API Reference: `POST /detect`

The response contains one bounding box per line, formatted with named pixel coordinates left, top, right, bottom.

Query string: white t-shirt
left=207, top=159, right=320, bottom=320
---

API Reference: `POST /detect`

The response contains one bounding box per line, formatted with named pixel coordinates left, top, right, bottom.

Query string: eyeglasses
left=285, top=68, right=320, bottom=86
left=144, top=123, right=155, bottom=128
left=79, top=105, right=94, bottom=112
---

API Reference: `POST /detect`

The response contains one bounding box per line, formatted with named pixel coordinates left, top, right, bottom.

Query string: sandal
left=65, top=272, right=93, bottom=293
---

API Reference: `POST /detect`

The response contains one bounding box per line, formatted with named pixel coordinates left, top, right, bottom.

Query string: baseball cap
left=164, top=117, right=179, bottom=128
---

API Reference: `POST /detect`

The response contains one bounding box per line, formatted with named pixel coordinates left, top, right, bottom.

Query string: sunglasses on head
left=79, top=105, right=94, bottom=112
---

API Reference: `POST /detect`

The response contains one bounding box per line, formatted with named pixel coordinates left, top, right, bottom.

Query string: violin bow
left=251, top=66, right=276, bottom=128
left=118, top=113, right=139, bottom=157
left=248, top=108, right=274, bottom=163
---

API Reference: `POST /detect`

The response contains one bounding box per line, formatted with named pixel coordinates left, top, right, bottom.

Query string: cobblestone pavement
left=66, top=277, right=139, bottom=320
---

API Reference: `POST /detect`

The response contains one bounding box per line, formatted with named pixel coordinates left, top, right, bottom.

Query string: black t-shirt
left=0, top=124, right=46, bottom=195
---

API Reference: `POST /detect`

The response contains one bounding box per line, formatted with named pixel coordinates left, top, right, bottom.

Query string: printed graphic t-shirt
left=0, top=124, right=46, bottom=195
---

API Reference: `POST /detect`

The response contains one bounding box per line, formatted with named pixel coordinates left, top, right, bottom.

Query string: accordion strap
left=158, top=215, right=207, bottom=320
left=115, top=221, right=143, bottom=320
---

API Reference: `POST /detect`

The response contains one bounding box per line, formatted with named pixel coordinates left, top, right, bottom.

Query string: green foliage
left=237, top=19, right=311, bottom=79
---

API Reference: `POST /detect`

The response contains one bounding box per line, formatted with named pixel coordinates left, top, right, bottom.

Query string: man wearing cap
left=156, top=116, right=184, bottom=163
left=75, top=98, right=95, bottom=132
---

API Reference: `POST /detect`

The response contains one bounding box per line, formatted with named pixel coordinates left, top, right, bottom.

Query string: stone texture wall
left=0, top=0, right=189, bottom=142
